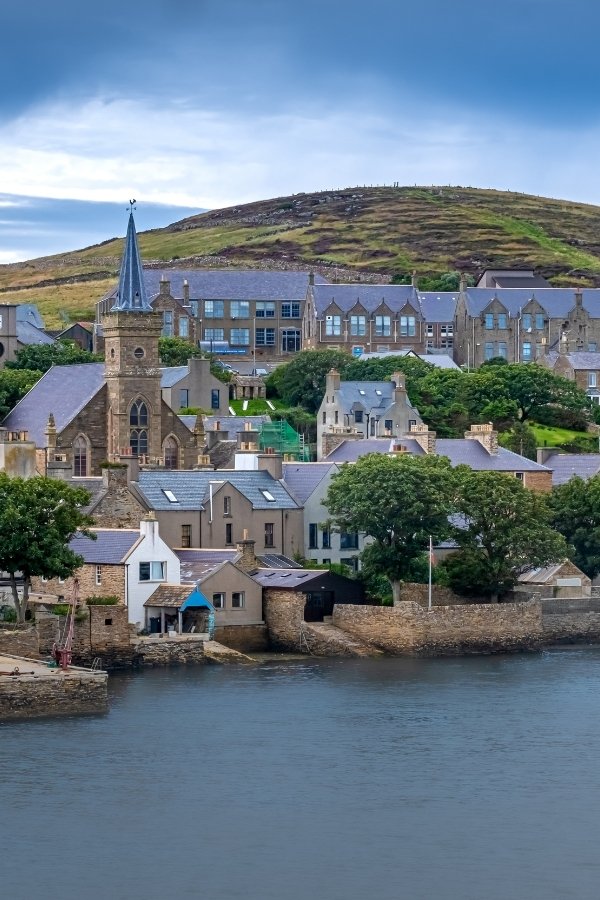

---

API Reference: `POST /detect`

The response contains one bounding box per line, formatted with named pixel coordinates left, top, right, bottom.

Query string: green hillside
left=4, top=185, right=600, bottom=328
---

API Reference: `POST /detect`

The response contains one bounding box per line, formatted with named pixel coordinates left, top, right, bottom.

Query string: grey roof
left=111, top=213, right=152, bottom=312
left=178, top=415, right=197, bottom=430
left=252, top=568, right=329, bottom=589
left=358, top=350, right=459, bottom=370
left=15, top=304, right=45, bottom=328
left=518, top=563, right=572, bottom=584
left=436, top=440, right=549, bottom=472
left=463, top=288, right=600, bottom=318
left=136, top=469, right=301, bottom=511
left=545, top=453, right=600, bottom=486
left=2, top=363, right=105, bottom=446
left=546, top=351, right=600, bottom=371
left=493, top=275, right=552, bottom=288
left=325, top=438, right=425, bottom=462
left=336, top=380, right=418, bottom=414
left=161, top=366, right=188, bottom=388
left=313, top=283, right=418, bottom=315
left=258, top=554, right=303, bottom=569
left=105, top=269, right=328, bottom=303
left=204, top=415, right=271, bottom=435
left=69, top=529, right=140, bottom=564
left=17, top=321, right=55, bottom=346
left=417, top=292, right=458, bottom=323
left=282, top=462, right=338, bottom=503
left=175, top=549, right=240, bottom=582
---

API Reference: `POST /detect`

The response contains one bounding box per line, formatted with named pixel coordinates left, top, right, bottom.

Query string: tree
left=441, top=470, right=567, bottom=601
left=158, top=336, right=231, bottom=383
left=0, top=368, right=41, bottom=418
left=549, top=475, right=600, bottom=578
left=266, top=349, right=351, bottom=412
left=492, top=364, right=589, bottom=421
left=325, top=454, right=456, bottom=602
left=501, top=421, right=538, bottom=461
left=0, top=475, right=94, bottom=622
left=6, top=341, right=102, bottom=373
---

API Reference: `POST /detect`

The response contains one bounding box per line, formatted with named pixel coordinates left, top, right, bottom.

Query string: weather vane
left=127, top=199, right=137, bottom=213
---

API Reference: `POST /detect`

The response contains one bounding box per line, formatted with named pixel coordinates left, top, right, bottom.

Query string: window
left=485, top=313, right=494, bottom=330
left=340, top=532, right=359, bottom=550
left=255, top=301, right=275, bottom=318
left=322, top=528, right=331, bottom=549
left=162, top=489, right=178, bottom=503
left=400, top=315, right=416, bottom=337
left=162, top=310, right=174, bottom=336
left=212, top=592, right=225, bottom=609
left=441, top=324, right=453, bottom=337
left=230, top=300, right=250, bottom=318
left=181, top=525, right=192, bottom=548
left=73, top=434, right=88, bottom=477
left=497, top=341, right=507, bottom=359
left=223, top=495, right=231, bottom=516
left=179, top=316, right=189, bottom=338
left=341, top=557, right=359, bottom=573
left=95, top=565, right=102, bottom=586
left=225, top=523, right=233, bottom=544
left=384, top=419, right=393, bottom=432
left=535, top=343, right=542, bottom=359
left=325, top=316, right=341, bottom=336
left=281, top=329, right=301, bottom=352
left=104, top=618, right=113, bottom=626
left=139, top=561, right=165, bottom=581
left=426, top=324, right=434, bottom=338
left=350, top=315, right=366, bottom=336
left=265, top=522, right=274, bottom=548
left=256, top=327, right=275, bottom=346
left=205, top=300, right=224, bottom=318
left=535, top=314, right=545, bottom=330
left=281, top=302, right=300, bottom=318
left=230, top=328, right=250, bottom=345
left=497, top=314, right=507, bottom=330
left=335, top=411, right=339, bottom=424
left=522, top=313, right=532, bottom=330
left=375, top=315, right=391, bottom=336
left=164, top=436, right=179, bottom=469
left=232, top=592, right=245, bottom=609
left=189, top=300, right=199, bottom=317
left=484, top=342, right=494, bottom=360
left=322, top=411, right=326, bottom=424
left=309, top=523, right=318, bottom=549
left=130, top=399, right=149, bottom=456
left=260, top=489, right=276, bottom=502
left=354, top=410, right=363, bottom=423
left=589, top=372, right=597, bottom=388
left=515, top=472, right=524, bottom=481
left=204, top=328, right=224, bottom=342
left=211, top=389, right=220, bottom=409
left=522, top=342, right=532, bottom=361
left=133, top=347, right=144, bottom=359
left=589, top=343, right=597, bottom=352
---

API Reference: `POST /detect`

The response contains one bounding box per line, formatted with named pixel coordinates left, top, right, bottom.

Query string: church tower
left=103, top=212, right=163, bottom=461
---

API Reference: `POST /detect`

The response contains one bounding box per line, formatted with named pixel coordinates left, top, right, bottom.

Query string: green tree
left=441, top=470, right=567, bottom=601
left=0, top=475, right=94, bottom=622
left=549, top=475, right=600, bottom=578
left=325, top=454, right=456, bottom=602
left=158, top=336, right=231, bottom=383
left=492, top=364, right=589, bottom=422
left=266, top=349, right=351, bottom=412
left=501, top=421, right=538, bottom=460
left=6, top=341, right=102, bottom=373
left=0, top=368, right=42, bottom=418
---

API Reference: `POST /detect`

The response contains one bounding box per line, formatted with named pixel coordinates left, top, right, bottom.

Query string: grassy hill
left=4, top=185, right=600, bottom=328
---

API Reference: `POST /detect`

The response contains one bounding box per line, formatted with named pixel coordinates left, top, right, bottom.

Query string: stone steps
left=301, top=622, right=383, bottom=658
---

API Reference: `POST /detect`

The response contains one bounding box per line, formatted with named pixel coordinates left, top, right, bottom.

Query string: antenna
left=127, top=199, right=137, bottom=213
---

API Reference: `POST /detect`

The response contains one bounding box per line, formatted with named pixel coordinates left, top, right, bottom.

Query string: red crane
left=52, top=578, right=80, bottom=670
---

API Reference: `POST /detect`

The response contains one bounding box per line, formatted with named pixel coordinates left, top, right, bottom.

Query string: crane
left=52, top=578, right=80, bottom=670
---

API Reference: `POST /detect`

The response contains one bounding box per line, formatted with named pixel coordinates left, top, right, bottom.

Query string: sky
left=3, top=0, right=600, bottom=261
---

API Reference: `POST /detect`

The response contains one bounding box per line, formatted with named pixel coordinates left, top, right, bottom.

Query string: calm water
left=3, top=651, right=600, bottom=900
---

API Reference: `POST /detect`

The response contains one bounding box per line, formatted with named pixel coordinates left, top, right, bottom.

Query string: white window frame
left=139, top=561, right=166, bottom=582
left=231, top=592, right=245, bottom=609
left=95, top=565, right=102, bottom=586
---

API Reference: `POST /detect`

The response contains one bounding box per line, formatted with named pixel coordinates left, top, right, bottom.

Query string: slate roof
left=176, top=549, right=239, bottom=582
left=103, top=269, right=329, bottom=303
left=69, top=529, right=140, bottom=564
left=136, top=469, right=301, bottom=511
left=258, top=554, right=302, bottom=569
left=204, top=415, right=271, bottom=435
left=178, top=415, right=197, bottom=430
left=282, top=462, right=338, bottom=503
left=17, top=321, right=55, bottom=346
left=144, top=583, right=194, bottom=608
left=518, top=563, right=570, bottom=584
left=545, top=452, right=600, bottom=485
left=493, top=276, right=551, bottom=288
left=358, top=350, right=459, bottom=370
left=325, top=438, right=425, bottom=462
left=111, top=213, right=152, bottom=312
left=463, top=288, right=600, bottom=318
left=15, top=304, right=45, bottom=328
left=313, top=283, right=418, bottom=315
left=2, top=363, right=105, bottom=446
left=417, top=292, right=458, bottom=323
left=252, top=568, right=329, bottom=589
left=336, top=380, right=419, bottom=414
left=161, top=366, right=188, bottom=388
left=546, top=351, right=600, bottom=370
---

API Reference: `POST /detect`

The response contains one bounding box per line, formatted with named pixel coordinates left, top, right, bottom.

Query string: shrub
left=85, top=595, right=120, bottom=606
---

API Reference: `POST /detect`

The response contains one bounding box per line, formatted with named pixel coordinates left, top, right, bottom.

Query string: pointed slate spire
left=111, top=212, right=151, bottom=312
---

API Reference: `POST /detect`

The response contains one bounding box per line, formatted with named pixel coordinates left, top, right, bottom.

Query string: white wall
left=125, top=518, right=181, bottom=628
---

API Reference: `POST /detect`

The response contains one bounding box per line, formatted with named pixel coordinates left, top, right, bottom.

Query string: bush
left=85, top=595, right=120, bottom=606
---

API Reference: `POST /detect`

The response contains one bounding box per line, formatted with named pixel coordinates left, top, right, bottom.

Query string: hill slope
left=3, top=185, right=600, bottom=329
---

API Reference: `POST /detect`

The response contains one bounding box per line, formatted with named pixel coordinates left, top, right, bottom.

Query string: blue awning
left=180, top=587, right=214, bottom=612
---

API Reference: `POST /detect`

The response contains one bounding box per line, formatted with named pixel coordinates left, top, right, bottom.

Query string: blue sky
left=2, top=0, right=600, bottom=261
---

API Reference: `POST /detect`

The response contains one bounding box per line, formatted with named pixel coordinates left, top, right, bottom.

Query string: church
left=3, top=214, right=209, bottom=476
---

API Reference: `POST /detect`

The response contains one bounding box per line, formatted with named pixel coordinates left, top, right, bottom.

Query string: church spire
left=111, top=211, right=151, bottom=312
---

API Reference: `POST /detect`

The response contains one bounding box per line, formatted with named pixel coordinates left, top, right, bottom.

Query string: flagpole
left=428, top=535, right=433, bottom=611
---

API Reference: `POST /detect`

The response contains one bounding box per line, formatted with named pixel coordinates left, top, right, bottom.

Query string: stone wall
left=133, top=635, right=206, bottom=666
left=214, top=624, right=269, bottom=652
left=398, top=584, right=471, bottom=607
left=90, top=467, right=148, bottom=528
left=332, top=600, right=543, bottom=656
left=542, top=598, right=600, bottom=645
left=263, top=588, right=305, bottom=651
left=36, top=606, right=135, bottom=670
left=31, top=564, right=126, bottom=604
left=0, top=625, right=39, bottom=658
left=0, top=670, right=108, bottom=721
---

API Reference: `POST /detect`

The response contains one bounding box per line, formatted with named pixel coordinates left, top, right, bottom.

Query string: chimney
left=183, top=279, right=190, bottom=304
left=118, top=453, right=140, bottom=483
left=537, top=447, right=558, bottom=465
left=411, top=270, right=418, bottom=288
left=207, top=426, right=229, bottom=450
left=159, top=277, right=170, bottom=297
left=194, top=454, right=213, bottom=470
left=235, top=530, right=258, bottom=574
left=326, top=368, right=341, bottom=396
left=45, top=413, right=57, bottom=451
left=465, top=423, right=498, bottom=455
left=459, top=272, right=468, bottom=293
left=257, top=449, right=283, bottom=480
left=575, top=289, right=583, bottom=308
left=308, top=271, right=315, bottom=286
left=559, top=330, right=568, bottom=356
left=140, top=511, right=159, bottom=541
left=409, top=423, right=437, bottom=454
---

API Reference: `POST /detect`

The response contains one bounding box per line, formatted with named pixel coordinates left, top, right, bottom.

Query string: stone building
left=3, top=214, right=206, bottom=476
left=0, top=303, right=55, bottom=368
left=541, top=347, right=600, bottom=403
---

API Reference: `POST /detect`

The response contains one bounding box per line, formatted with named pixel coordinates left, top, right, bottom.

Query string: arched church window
left=164, top=436, right=179, bottom=470
left=130, top=399, right=149, bottom=427
left=130, top=429, right=148, bottom=456
left=73, top=434, right=89, bottom=477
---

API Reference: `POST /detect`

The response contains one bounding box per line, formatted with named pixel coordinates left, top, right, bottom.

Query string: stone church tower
left=103, top=213, right=163, bottom=461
